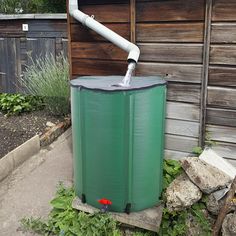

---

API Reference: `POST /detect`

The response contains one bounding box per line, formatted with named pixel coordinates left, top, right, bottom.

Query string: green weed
left=0, top=93, right=43, bottom=115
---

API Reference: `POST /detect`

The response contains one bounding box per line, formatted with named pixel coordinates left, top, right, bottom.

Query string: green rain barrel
left=70, top=76, right=167, bottom=213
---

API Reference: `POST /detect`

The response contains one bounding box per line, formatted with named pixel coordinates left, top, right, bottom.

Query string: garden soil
left=0, top=110, right=64, bottom=158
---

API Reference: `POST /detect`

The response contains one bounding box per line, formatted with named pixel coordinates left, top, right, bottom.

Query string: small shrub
left=0, top=93, right=44, bottom=115
left=163, top=159, right=182, bottom=191
left=21, top=53, right=70, bottom=117
left=0, top=0, right=66, bottom=14
left=192, top=146, right=203, bottom=156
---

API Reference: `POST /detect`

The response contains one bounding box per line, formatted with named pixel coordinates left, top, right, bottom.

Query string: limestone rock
left=222, top=213, right=236, bottom=236
left=206, top=192, right=236, bottom=216
left=206, top=193, right=224, bottom=215
left=166, top=173, right=202, bottom=212
left=181, top=157, right=231, bottom=194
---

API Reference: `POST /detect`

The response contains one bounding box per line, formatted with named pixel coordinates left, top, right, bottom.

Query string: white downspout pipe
left=69, top=0, right=140, bottom=87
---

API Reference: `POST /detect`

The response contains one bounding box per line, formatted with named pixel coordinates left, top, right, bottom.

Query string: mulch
left=0, top=110, right=64, bottom=158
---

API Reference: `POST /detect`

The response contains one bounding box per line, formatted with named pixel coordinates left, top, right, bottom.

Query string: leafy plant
left=205, top=131, right=217, bottom=147
left=0, top=93, right=44, bottom=115
left=21, top=53, right=70, bottom=117
left=163, top=159, right=182, bottom=191
left=192, top=131, right=217, bottom=156
left=192, top=146, right=203, bottom=156
left=21, top=183, right=121, bottom=236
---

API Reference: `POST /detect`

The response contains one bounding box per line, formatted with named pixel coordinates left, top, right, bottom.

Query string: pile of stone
left=165, top=157, right=236, bottom=236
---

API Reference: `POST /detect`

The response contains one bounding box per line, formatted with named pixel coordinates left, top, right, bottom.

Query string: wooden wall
left=206, top=0, right=236, bottom=165
left=67, top=0, right=205, bottom=160
left=0, top=16, right=68, bottom=93
left=67, top=0, right=236, bottom=164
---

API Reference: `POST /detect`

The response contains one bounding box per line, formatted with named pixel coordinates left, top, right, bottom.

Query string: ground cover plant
left=21, top=183, right=152, bottom=236
left=21, top=160, right=212, bottom=236
left=0, top=93, right=44, bottom=115
left=21, top=53, right=70, bottom=117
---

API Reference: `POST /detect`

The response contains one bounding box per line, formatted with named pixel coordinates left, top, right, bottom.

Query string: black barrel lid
left=70, top=76, right=166, bottom=91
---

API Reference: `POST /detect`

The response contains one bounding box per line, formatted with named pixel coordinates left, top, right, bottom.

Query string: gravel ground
left=0, top=110, right=64, bottom=158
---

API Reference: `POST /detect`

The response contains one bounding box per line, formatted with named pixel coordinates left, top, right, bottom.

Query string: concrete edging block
left=0, top=135, right=40, bottom=182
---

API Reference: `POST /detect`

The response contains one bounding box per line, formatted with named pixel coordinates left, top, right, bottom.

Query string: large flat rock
left=181, top=157, right=231, bottom=194
left=72, top=197, right=163, bottom=232
left=166, top=173, right=202, bottom=212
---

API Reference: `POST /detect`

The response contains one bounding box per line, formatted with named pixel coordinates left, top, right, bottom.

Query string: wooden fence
left=0, top=14, right=68, bottom=93
left=1, top=0, right=236, bottom=165
left=67, top=0, right=236, bottom=165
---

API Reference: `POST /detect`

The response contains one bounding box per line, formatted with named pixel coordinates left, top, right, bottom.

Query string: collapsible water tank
left=70, top=76, right=166, bottom=213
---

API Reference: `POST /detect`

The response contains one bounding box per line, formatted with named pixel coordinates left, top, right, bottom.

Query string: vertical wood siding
left=207, top=0, right=236, bottom=165
left=0, top=19, right=68, bottom=93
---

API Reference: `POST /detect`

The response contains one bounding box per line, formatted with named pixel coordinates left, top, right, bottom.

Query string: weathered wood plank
left=212, top=142, right=236, bottom=160
left=165, top=150, right=190, bottom=160
left=207, top=107, right=236, bottom=127
left=136, top=63, right=202, bottom=83
left=26, top=38, right=56, bottom=62
left=137, top=0, right=205, bottom=22
left=166, top=102, right=200, bottom=122
left=212, top=0, right=236, bottom=21
left=72, top=59, right=127, bottom=76
left=0, top=20, right=26, bottom=38
left=207, top=125, right=236, bottom=143
left=26, top=20, right=67, bottom=32
left=67, top=0, right=73, bottom=79
left=199, top=0, right=213, bottom=147
left=211, top=23, right=236, bottom=43
left=137, top=23, right=204, bottom=43
left=62, top=38, right=68, bottom=57
left=71, top=42, right=127, bottom=60
left=71, top=23, right=130, bottom=42
left=166, top=119, right=199, bottom=138
left=72, top=197, right=163, bottom=233
left=71, top=4, right=130, bottom=23
left=165, top=134, right=199, bottom=153
left=5, top=38, right=21, bottom=93
left=207, top=86, right=236, bottom=109
left=209, top=66, right=236, bottom=87
left=139, top=43, right=203, bottom=63
left=167, top=83, right=201, bottom=104
left=210, top=45, right=236, bottom=65
left=26, top=31, right=67, bottom=38
left=79, top=0, right=128, bottom=4
left=130, top=0, right=136, bottom=44
left=0, top=38, right=6, bottom=92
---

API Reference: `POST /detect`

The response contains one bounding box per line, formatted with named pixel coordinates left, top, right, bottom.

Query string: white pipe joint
left=69, top=0, right=140, bottom=63
left=127, top=44, right=140, bottom=63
